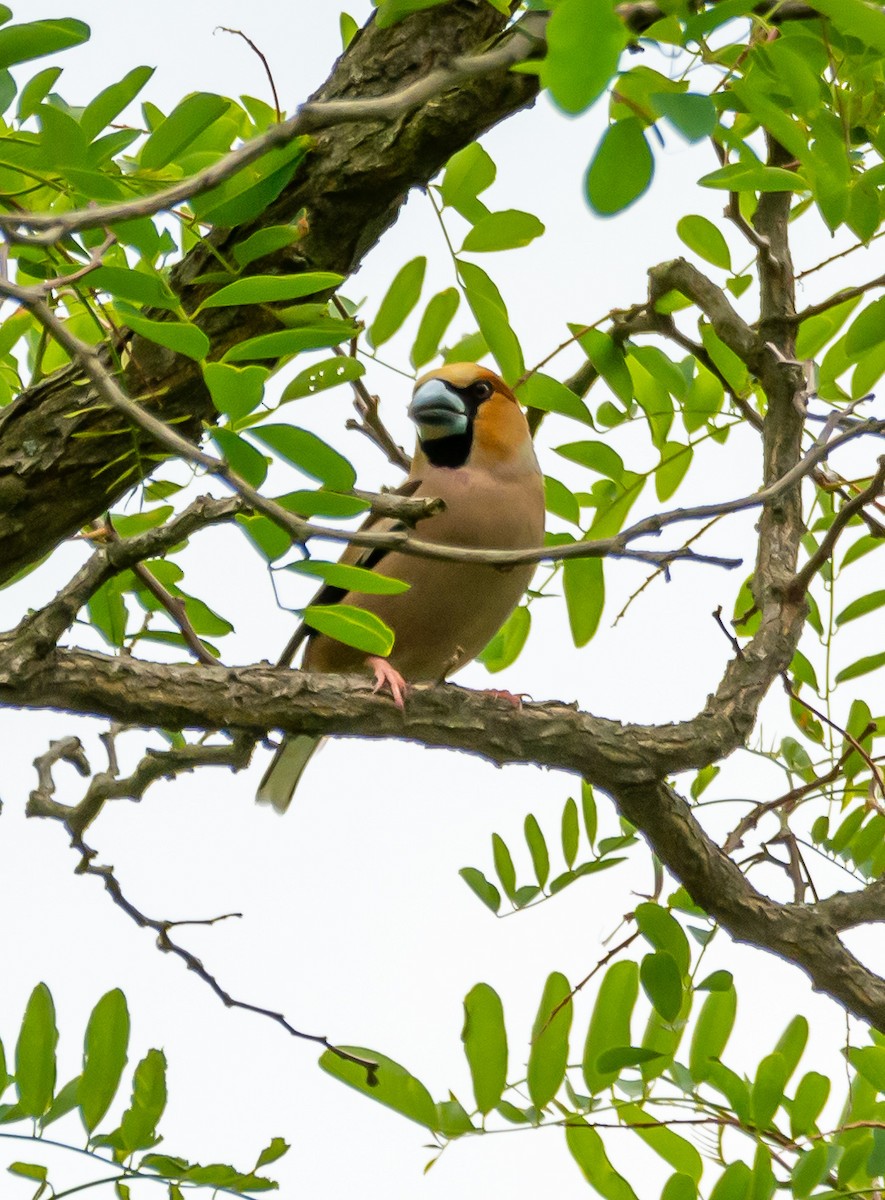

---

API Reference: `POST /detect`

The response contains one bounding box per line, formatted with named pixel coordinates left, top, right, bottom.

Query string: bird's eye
left=473, top=380, right=493, bottom=400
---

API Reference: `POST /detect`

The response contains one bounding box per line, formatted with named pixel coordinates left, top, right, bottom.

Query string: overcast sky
left=2, top=3, right=883, bottom=1197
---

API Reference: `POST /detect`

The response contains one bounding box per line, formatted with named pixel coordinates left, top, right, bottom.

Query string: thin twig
left=217, top=27, right=282, bottom=123
left=27, top=736, right=379, bottom=1081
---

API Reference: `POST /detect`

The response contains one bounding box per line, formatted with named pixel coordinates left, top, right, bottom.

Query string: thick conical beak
left=409, top=379, right=469, bottom=441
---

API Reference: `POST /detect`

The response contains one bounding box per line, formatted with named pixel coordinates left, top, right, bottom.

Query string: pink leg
left=366, top=656, right=408, bottom=709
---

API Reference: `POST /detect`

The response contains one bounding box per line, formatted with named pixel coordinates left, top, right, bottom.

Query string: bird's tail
left=256, top=734, right=322, bottom=812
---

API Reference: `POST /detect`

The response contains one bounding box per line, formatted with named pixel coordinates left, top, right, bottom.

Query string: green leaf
left=655, top=442, right=693, bottom=501
left=80, top=990, right=129, bottom=1132
left=542, top=0, right=626, bottom=115
left=641, top=952, right=682, bottom=1023
left=458, top=259, right=523, bottom=382
left=233, top=225, right=305, bottom=269
left=517, top=372, right=594, bottom=426
left=462, top=983, right=507, bottom=1114
left=191, top=139, right=307, bottom=227
left=9, top=1163, right=48, bottom=1182
left=582, top=781, right=597, bottom=847
left=676, top=215, right=731, bottom=270
left=708, top=1161, right=751, bottom=1200
left=576, top=327, right=633, bottom=405
left=696, top=970, right=732, bottom=992
left=795, top=295, right=860, bottom=359
left=15, top=984, right=57, bottom=1119
left=118, top=308, right=209, bottom=362
left=596, top=1046, right=663, bottom=1072
left=140, top=92, right=228, bottom=169
left=202, top=272, right=342, bottom=309
left=750, top=1052, right=787, bottom=1128
left=250, top=424, right=355, bottom=490
left=491, top=832, right=517, bottom=903
left=411, top=288, right=460, bottom=368
left=836, top=588, right=885, bottom=626
left=563, top=554, right=604, bottom=647
left=689, top=985, right=736, bottom=1082
left=319, top=1046, right=437, bottom=1128
left=836, top=651, right=885, bottom=684
left=224, top=325, right=350, bottom=362
left=635, top=904, right=690, bottom=976
left=790, top=1070, right=829, bottom=1137
left=0, top=18, right=89, bottom=69
left=458, top=867, right=501, bottom=914
left=661, top=1175, right=697, bottom=1200
left=461, top=210, right=544, bottom=253
left=524, top=813, right=550, bottom=889
left=209, top=428, right=268, bottom=488
left=478, top=604, right=531, bottom=673
left=845, top=297, right=885, bottom=357
left=652, top=91, right=716, bottom=141
left=527, top=972, right=572, bottom=1108
left=545, top=476, right=581, bottom=525
left=89, top=267, right=178, bottom=311
left=566, top=1119, right=640, bottom=1200
left=586, top=119, right=654, bottom=216
left=698, top=163, right=803, bottom=193
left=289, top=559, right=408, bottom=595
left=276, top=490, right=368, bottom=520
left=556, top=440, right=624, bottom=480
left=808, top=0, right=885, bottom=52
left=117, top=1050, right=166, bottom=1153
left=80, top=65, right=155, bottom=140
left=304, top=603, right=394, bottom=656
left=440, top=143, right=496, bottom=222
left=203, top=362, right=268, bottom=421
left=561, top=796, right=579, bottom=869
left=369, top=256, right=426, bottom=348
left=17, top=66, right=61, bottom=122
left=791, top=1145, right=828, bottom=1199
left=255, top=1137, right=289, bottom=1169
left=237, top=514, right=291, bottom=563
left=280, top=356, right=365, bottom=402
left=620, top=1103, right=703, bottom=1183
left=582, top=960, right=639, bottom=1093
left=88, top=578, right=127, bottom=647
left=340, top=12, right=359, bottom=48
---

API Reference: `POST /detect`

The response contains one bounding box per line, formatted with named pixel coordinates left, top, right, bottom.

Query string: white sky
left=1, top=2, right=884, bottom=1197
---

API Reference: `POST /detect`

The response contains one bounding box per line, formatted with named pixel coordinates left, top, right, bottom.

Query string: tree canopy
left=1, top=0, right=885, bottom=1196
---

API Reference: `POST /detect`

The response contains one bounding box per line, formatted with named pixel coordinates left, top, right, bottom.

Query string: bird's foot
left=482, top=688, right=529, bottom=709
left=367, top=656, right=408, bottom=709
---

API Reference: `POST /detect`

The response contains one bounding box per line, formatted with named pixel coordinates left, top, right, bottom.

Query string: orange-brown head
left=410, top=363, right=535, bottom=474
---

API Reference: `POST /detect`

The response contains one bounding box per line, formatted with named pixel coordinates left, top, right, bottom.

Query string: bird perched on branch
left=257, top=362, right=545, bottom=812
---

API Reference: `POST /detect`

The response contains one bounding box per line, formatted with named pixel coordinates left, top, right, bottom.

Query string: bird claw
left=482, top=688, right=529, bottom=709
left=367, top=656, right=408, bottom=709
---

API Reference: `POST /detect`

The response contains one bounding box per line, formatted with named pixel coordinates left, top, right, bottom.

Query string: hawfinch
left=257, top=362, right=545, bottom=811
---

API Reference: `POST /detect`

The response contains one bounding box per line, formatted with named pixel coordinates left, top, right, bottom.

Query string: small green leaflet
left=116, top=306, right=209, bottom=361
left=281, top=356, right=365, bottom=401
left=411, top=288, right=460, bottom=369
left=140, top=93, right=229, bottom=170
left=319, top=1046, right=437, bottom=1127
left=543, top=0, right=626, bottom=115
left=201, top=272, right=343, bottom=309
left=586, top=119, right=654, bottom=216
left=369, top=257, right=426, bottom=348
left=289, top=559, right=409, bottom=595
left=462, top=983, right=507, bottom=1114
left=251, top=424, right=355, bottom=490
left=0, top=18, right=89, bottom=69
left=461, top=210, right=545, bottom=253
left=676, top=215, right=731, bottom=270
left=304, top=604, right=394, bottom=656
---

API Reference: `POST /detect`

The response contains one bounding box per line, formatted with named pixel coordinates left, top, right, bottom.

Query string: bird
left=256, top=362, right=545, bottom=812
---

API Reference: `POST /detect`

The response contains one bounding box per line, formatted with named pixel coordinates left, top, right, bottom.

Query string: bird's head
left=409, top=363, right=534, bottom=472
